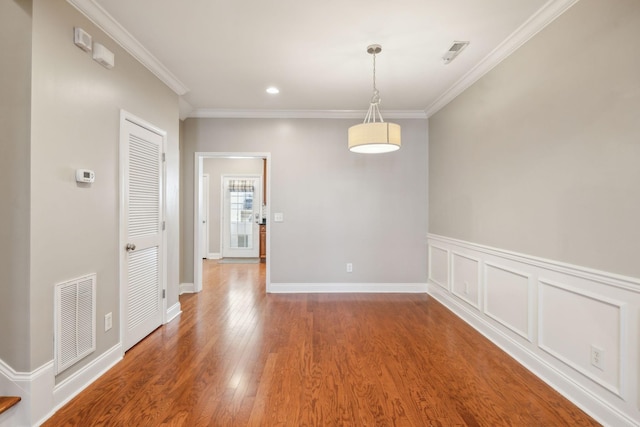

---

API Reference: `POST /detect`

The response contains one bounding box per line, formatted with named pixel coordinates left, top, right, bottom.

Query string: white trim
left=66, top=0, right=189, bottom=95
left=179, top=97, right=194, bottom=121
left=207, top=252, right=221, bottom=260
left=450, top=250, right=482, bottom=309
left=268, top=283, right=428, bottom=294
left=179, top=283, right=195, bottom=295
left=427, top=283, right=637, bottom=427
left=0, top=361, right=55, bottom=427
left=428, top=233, right=640, bottom=292
left=537, top=278, right=626, bottom=398
left=1, top=346, right=123, bottom=427
left=483, top=261, right=534, bottom=342
left=51, top=344, right=122, bottom=413
left=0, top=358, right=34, bottom=382
left=189, top=109, right=427, bottom=120
left=200, top=173, right=210, bottom=260
left=165, top=302, right=182, bottom=323
left=427, top=244, right=450, bottom=290
left=425, top=0, right=581, bottom=117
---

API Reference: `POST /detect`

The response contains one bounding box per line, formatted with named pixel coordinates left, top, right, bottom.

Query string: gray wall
left=0, top=0, right=32, bottom=371
left=182, top=118, right=428, bottom=285
left=203, top=158, right=263, bottom=256
left=25, top=0, right=180, bottom=373
left=429, top=0, right=640, bottom=278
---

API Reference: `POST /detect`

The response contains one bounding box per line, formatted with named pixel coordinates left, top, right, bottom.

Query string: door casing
left=193, top=152, right=271, bottom=293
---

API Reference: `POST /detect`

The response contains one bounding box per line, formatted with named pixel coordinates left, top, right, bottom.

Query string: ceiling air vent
left=442, top=41, right=469, bottom=64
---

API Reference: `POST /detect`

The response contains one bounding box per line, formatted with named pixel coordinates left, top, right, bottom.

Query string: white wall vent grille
left=442, top=41, right=470, bottom=64
left=54, top=273, right=96, bottom=375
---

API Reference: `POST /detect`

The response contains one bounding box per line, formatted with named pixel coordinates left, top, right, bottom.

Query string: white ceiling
left=69, top=0, right=578, bottom=118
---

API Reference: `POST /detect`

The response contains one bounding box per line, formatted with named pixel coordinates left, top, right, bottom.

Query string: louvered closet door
left=122, top=119, right=164, bottom=352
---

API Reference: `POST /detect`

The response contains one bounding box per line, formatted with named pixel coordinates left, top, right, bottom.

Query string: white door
left=200, top=174, right=210, bottom=259
left=222, top=176, right=261, bottom=258
left=121, top=116, right=164, bottom=351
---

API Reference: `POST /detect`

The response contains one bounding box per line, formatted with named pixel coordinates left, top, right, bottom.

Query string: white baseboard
left=179, top=282, right=195, bottom=294
left=427, top=233, right=640, bottom=427
left=0, top=359, right=54, bottom=427
left=165, top=302, right=182, bottom=323
left=268, top=282, right=428, bottom=293
left=0, top=344, right=122, bottom=427
left=207, top=252, right=221, bottom=260
left=48, top=344, right=122, bottom=419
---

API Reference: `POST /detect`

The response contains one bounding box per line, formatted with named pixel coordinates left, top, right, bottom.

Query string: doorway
left=194, top=153, right=271, bottom=293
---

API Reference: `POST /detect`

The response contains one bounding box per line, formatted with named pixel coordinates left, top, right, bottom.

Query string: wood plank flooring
left=44, top=260, right=600, bottom=426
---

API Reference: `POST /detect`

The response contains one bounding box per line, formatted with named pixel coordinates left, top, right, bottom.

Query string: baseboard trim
left=268, top=283, right=428, bottom=294
left=207, top=252, right=221, bottom=260
left=46, top=343, right=123, bottom=424
left=166, top=302, right=182, bottom=323
left=179, top=283, right=195, bottom=295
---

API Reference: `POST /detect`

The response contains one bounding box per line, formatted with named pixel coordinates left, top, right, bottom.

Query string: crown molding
left=179, top=98, right=194, bottom=121
left=66, top=0, right=189, bottom=96
left=188, top=109, right=427, bottom=119
left=424, top=0, right=580, bottom=117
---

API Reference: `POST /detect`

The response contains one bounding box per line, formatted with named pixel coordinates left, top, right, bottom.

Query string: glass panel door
left=222, top=176, right=261, bottom=258
left=229, top=188, right=253, bottom=249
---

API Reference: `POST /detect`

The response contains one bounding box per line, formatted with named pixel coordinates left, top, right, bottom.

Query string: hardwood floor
left=44, top=260, right=600, bottom=426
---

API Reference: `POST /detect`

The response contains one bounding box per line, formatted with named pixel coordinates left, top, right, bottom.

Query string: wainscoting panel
left=539, top=279, right=624, bottom=396
left=426, top=233, right=640, bottom=427
left=451, top=252, right=481, bottom=309
left=427, top=244, right=449, bottom=290
left=484, top=262, right=533, bottom=341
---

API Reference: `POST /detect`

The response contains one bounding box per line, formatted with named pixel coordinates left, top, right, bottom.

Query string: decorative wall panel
left=484, top=262, right=532, bottom=341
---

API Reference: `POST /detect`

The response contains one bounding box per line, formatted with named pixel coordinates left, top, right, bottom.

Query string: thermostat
left=76, top=169, right=95, bottom=183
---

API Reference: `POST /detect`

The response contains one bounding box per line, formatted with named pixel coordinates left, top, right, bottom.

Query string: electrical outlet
left=105, top=312, right=112, bottom=332
left=346, top=263, right=353, bottom=273
left=464, top=281, right=470, bottom=294
left=591, top=345, right=604, bottom=370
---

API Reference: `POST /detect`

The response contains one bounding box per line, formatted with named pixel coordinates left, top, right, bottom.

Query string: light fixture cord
left=365, top=51, right=384, bottom=124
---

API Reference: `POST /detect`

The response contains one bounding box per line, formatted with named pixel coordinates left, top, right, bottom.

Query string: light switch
left=274, top=212, right=284, bottom=222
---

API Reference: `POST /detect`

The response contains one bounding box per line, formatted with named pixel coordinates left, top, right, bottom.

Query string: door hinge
left=162, top=221, right=166, bottom=231
left=162, top=152, right=166, bottom=162
left=162, top=289, right=166, bottom=299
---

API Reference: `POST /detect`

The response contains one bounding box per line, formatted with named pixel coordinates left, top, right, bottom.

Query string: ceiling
left=69, top=0, right=577, bottom=118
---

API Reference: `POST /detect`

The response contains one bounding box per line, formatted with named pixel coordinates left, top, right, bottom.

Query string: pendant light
left=348, top=44, right=401, bottom=154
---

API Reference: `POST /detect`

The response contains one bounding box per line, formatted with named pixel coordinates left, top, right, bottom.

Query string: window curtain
left=228, top=179, right=254, bottom=192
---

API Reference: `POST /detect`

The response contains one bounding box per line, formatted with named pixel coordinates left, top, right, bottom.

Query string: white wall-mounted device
left=74, top=27, right=92, bottom=52
left=92, top=43, right=115, bottom=69
left=442, top=41, right=470, bottom=64
left=76, top=169, right=95, bottom=183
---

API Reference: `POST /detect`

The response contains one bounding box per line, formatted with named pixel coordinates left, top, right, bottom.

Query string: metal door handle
left=126, top=243, right=136, bottom=252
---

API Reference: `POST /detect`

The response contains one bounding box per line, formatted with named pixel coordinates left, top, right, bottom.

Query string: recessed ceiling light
left=266, top=87, right=279, bottom=94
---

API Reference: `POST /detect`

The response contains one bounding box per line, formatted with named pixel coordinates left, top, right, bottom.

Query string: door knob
left=125, top=243, right=136, bottom=251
